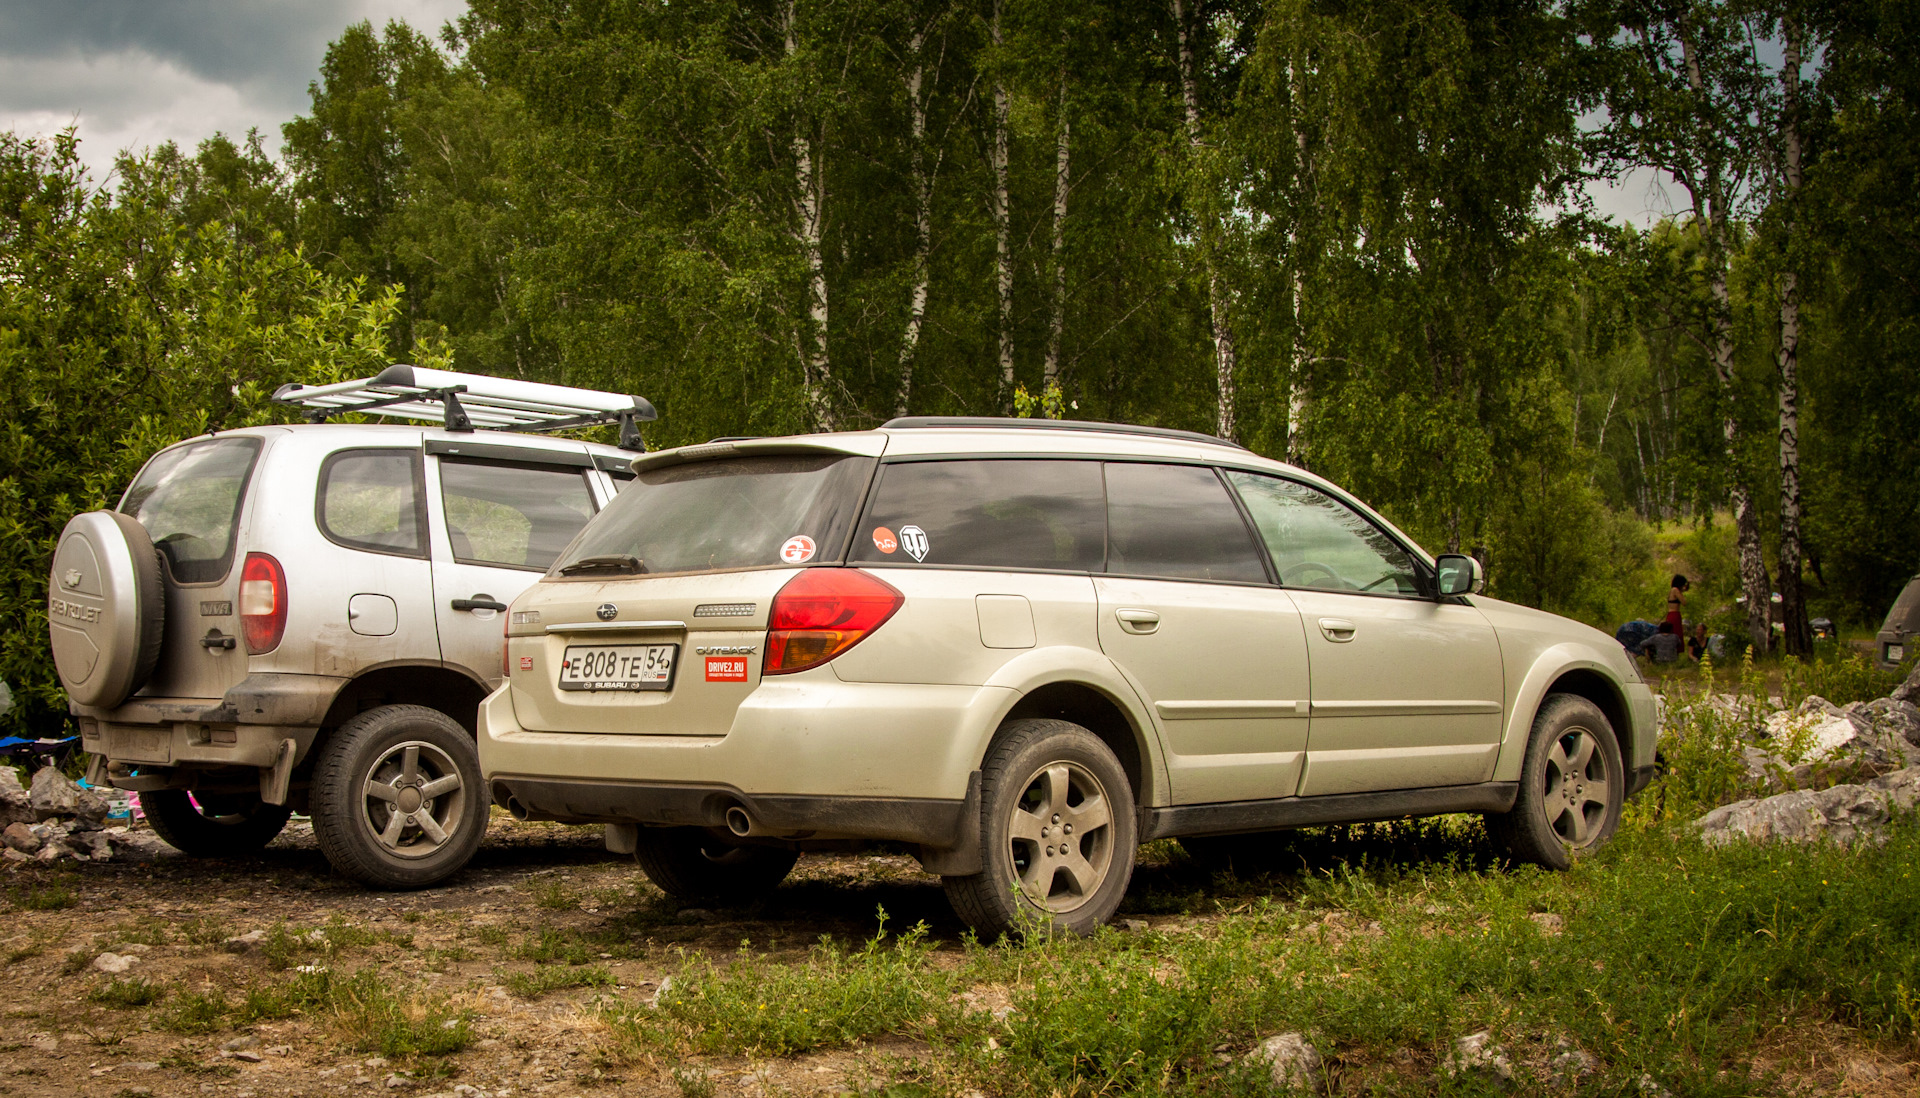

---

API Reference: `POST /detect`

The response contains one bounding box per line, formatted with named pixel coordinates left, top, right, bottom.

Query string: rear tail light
left=765, top=568, right=903, bottom=675
left=239, top=552, right=288, bottom=653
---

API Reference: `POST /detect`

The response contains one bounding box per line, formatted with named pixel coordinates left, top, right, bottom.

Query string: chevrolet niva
left=484, top=417, right=1657, bottom=936
left=49, top=368, right=654, bottom=887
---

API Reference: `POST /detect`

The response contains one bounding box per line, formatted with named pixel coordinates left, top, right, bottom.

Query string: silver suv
left=485, top=418, right=1657, bottom=935
left=48, top=367, right=653, bottom=887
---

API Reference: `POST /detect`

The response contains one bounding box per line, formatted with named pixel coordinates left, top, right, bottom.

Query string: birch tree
left=1765, top=4, right=1814, bottom=655
left=1169, top=0, right=1239, bottom=441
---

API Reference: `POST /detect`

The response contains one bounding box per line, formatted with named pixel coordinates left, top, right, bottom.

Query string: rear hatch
left=119, top=434, right=268, bottom=702
left=506, top=438, right=882, bottom=736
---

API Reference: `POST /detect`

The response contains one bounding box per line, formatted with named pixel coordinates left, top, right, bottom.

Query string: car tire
left=310, top=705, right=486, bottom=889
left=140, top=789, right=293, bottom=856
left=632, top=828, right=800, bottom=904
left=943, top=718, right=1137, bottom=938
left=1487, top=693, right=1625, bottom=870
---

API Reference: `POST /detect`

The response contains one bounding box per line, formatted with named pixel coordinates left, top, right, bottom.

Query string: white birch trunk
left=786, top=1, right=836, bottom=431
left=1172, top=0, right=1237, bottom=442
left=1681, top=24, right=1770, bottom=652
left=1043, top=66, right=1070, bottom=388
left=991, top=0, right=1014, bottom=407
left=895, top=27, right=932, bottom=420
left=1776, top=16, right=1810, bottom=655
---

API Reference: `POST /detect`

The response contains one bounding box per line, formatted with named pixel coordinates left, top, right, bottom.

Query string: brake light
left=765, top=568, right=903, bottom=675
left=238, top=552, right=287, bottom=653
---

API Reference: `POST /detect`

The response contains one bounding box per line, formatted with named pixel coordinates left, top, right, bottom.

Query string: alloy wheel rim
left=1007, top=760, right=1114, bottom=914
left=360, top=740, right=465, bottom=859
left=1544, top=727, right=1612, bottom=847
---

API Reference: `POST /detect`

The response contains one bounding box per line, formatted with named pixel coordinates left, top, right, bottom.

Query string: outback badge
left=596, top=603, right=618, bottom=621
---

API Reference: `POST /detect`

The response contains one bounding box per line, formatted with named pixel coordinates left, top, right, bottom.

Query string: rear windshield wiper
left=557, top=554, right=648, bottom=576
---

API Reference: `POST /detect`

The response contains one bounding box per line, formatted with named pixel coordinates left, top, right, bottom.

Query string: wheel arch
left=1492, top=645, right=1635, bottom=784
left=980, top=648, right=1169, bottom=808
left=314, top=662, right=489, bottom=747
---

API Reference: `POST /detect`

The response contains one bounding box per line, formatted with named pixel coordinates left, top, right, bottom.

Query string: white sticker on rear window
left=899, top=524, right=929, bottom=562
left=780, top=535, right=817, bottom=564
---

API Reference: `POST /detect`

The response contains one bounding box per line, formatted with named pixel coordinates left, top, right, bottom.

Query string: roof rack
left=880, top=416, right=1245, bottom=450
left=273, top=366, right=658, bottom=451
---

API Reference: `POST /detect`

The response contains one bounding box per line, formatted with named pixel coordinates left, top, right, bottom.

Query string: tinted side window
left=1227, top=471, right=1421, bottom=596
left=120, top=437, right=261, bottom=584
left=851, top=460, right=1105, bottom=571
left=318, top=449, right=426, bottom=558
left=440, top=460, right=597, bottom=571
left=1104, top=463, right=1268, bottom=584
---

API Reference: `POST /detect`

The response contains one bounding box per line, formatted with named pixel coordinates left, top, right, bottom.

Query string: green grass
left=159, top=989, right=231, bottom=1034
left=7, top=882, right=77, bottom=910
left=515, top=928, right=596, bottom=966
left=503, top=963, right=615, bottom=998
left=606, top=915, right=953, bottom=1059
left=87, top=977, right=166, bottom=1009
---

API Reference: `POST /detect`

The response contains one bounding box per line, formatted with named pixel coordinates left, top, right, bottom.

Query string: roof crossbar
left=273, top=365, right=658, bottom=451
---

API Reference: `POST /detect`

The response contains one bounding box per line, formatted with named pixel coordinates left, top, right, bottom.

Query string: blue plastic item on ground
left=1615, top=619, right=1658, bottom=655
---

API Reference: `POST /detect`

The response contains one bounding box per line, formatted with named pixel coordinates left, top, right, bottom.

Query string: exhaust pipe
left=725, top=806, right=753, bottom=837
left=506, top=796, right=530, bottom=821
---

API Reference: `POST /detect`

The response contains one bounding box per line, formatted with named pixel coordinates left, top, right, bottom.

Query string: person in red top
left=1667, top=575, right=1690, bottom=637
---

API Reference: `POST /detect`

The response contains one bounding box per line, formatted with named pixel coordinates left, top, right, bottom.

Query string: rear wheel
left=943, top=718, right=1136, bottom=938
left=141, top=788, right=292, bottom=857
left=310, top=705, right=486, bottom=889
left=1487, top=693, right=1624, bottom=870
left=632, top=828, right=799, bottom=904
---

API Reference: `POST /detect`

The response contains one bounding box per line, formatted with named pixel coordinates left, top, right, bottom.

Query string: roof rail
left=880, top=416, right=1245, bottom=450
left=273, top=366, right=658, bottom=451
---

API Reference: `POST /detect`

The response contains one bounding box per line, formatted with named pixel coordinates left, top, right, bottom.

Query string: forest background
left=1, top=0, right=1915, bottom=736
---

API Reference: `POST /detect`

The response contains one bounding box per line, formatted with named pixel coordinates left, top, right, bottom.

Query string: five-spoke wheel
left=944, top=718, right=1136, bottom=937
left=312, top=704, right=486, bottom=888
left=1487, top=693, right=1624, bottom=870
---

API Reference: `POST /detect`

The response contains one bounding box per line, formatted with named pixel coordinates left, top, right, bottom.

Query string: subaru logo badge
left=596, top=603, right=618, bottom=621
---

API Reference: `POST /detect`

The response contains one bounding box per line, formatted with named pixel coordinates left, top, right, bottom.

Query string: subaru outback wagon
left=484, top=418, right=1657, bottom=935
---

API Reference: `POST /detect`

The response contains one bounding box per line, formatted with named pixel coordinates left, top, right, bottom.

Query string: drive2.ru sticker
left=706, top=656, right=748, bottom=682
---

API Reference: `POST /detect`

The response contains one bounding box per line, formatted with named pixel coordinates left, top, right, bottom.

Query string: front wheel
left=1486, top=693, right=1624, bottom=870
left=943, top=718, right=1137, bottom=938
left=310, top=705, right=486, bottom=889
left=140, top=788, right=292, bottom=857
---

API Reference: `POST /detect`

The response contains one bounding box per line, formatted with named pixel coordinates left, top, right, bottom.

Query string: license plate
left=557, top=644, right=678, bottom=691
left=1891, top=644, right=1905, bottom=663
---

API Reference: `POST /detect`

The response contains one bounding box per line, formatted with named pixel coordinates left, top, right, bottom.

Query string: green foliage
left=502, top=963, right=614, bottom=998
left=1783, top=649, right=1917, bottom=708
left=159, top=989, right=232, bottom=1035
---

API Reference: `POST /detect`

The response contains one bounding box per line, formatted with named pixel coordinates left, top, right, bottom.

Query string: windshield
left=554, top=453, right=873, bottom=577
left=120, top=437, right=262, bottom=584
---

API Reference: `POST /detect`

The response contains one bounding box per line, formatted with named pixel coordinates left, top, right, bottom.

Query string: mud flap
left=914, top=770, right=983, bottom=876
left=258, top=737, right=297, bottom=806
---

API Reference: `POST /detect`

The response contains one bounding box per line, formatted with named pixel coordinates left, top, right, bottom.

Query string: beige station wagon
left=482, top=418, right=1657, bottom=936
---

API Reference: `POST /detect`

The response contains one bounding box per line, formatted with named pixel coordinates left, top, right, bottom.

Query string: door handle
left=452, top=595, right=509, bottom=613
left=1115, top=608, right=1161, bottom=635
left=1319, top=617, right=1357, bottom=642
left=200, top=631, right=236, bottom=650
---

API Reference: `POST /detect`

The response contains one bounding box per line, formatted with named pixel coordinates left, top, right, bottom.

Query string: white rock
left=1697, top=766, right=1920, bottom=847
left=93, top=952, right=139, bottom=974
left=1551, top=1047, right=1598, bottom=1082
left=0, top=767, right=31, bottom=827
left=1447, top=1030, right=1514, bottom=1087
left=1246, top=1033, right=1322, bottom=1090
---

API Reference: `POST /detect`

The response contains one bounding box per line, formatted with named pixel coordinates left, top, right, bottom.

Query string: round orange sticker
left=872, top=527, right=898, bottom=554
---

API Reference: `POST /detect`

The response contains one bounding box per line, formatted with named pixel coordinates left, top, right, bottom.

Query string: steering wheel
left=1358, top=573, right=1405, bottom=593
left=1281, top=561, right=1346, bottom=589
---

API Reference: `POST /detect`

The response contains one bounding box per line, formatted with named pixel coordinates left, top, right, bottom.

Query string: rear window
left=1104, top=463, right=1268, bottom=583
left=440, top=460, right=596, bottom=571
left=555, top=453, right=872, bottom=577
left=851, top=460, right=1106, bottom=571
left=120, top=437, right=262, bottom=584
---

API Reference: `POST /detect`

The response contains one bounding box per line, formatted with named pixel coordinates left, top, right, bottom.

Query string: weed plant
left=1783, top=649, right=1916, bottom=708
left=7, top=882, right=76, bottom=910
left=160, top=989, right=231, bottom=1034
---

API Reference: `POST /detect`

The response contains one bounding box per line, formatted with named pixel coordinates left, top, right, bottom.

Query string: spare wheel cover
left=48, top=511, right=167, bottom=707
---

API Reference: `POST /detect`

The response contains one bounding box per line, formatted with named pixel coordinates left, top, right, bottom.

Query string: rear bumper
left=478, top=673, right=1015, bottom=805
left=73, top=673, right=345, bottom=769
left=489, top=774, right=974, bottom=847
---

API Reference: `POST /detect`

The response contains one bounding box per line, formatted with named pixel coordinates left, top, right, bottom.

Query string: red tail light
left=765, top=568, right=904, bottom=675
left=239, top=552, right=288, bottom=654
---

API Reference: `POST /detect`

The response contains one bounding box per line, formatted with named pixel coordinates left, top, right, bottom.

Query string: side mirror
left=1434, top=554, right=1484, bottom=598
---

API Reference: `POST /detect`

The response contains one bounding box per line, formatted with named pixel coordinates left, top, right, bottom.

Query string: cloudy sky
left=1, top=0, right=1684, bottom=227
left=0, top=0, right=467, bottom=179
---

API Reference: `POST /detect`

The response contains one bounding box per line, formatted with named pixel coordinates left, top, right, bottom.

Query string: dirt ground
left=0, top=813, right=965, bottom=1098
